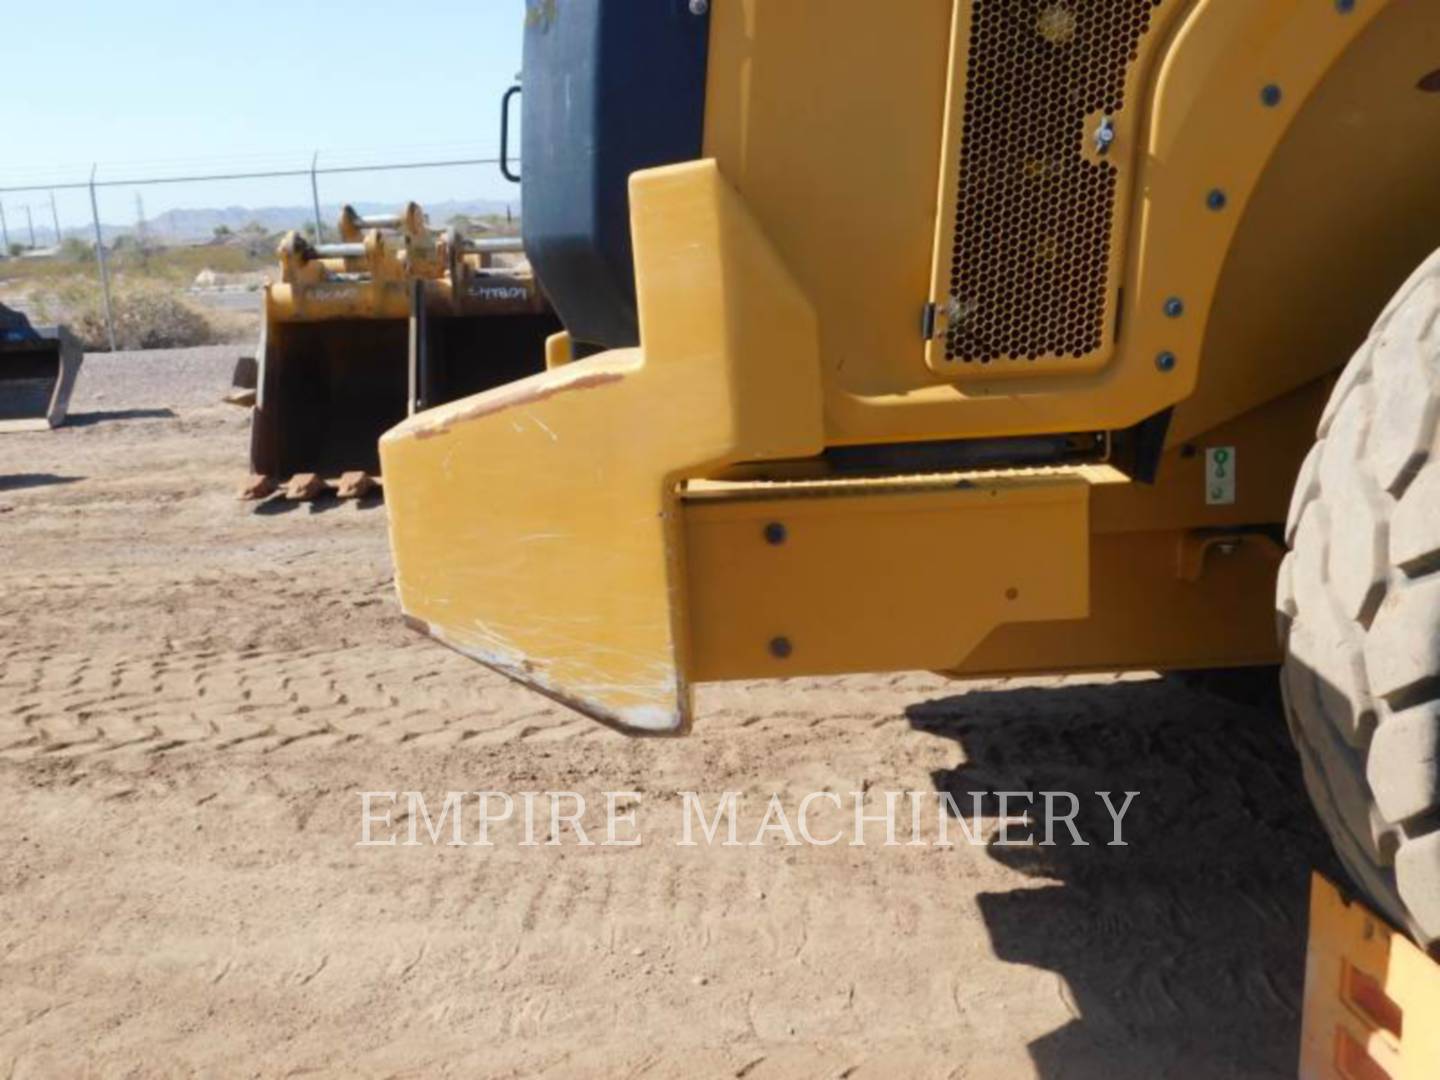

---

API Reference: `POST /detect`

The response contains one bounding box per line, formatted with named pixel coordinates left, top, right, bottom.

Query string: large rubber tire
left=1279, top=251, right=1440, bottom=949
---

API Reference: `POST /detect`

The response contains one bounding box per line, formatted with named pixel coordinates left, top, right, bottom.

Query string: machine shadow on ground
left=0, top=473, right=82, bottom=492
left=907, top=677, right=1341, bottom=1079
left=249, top=492, right=385, bottom=516
left=65, top=408, right=177, bottom=427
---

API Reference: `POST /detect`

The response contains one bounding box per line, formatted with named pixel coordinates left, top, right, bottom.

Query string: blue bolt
left=1207, top=189, right=1228, bottom=211
left=1261, top=84, right=1283, bottom=107
left=1164, top=297, right=1185, bottom=318
left=1336, top=0, right=1355, bottom=13
left=1156, top=351, right=1177, bottom=373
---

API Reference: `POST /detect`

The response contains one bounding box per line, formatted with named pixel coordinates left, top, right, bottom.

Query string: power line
left=0, top=141, right=500, bottom=182
left=0, top=156, right=503, bottom=196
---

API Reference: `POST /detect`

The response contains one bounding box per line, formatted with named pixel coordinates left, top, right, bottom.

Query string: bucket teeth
left=282, top=473, right=328, bottom=501
left=239, top=474, right=278, bottom=500
left=336, top=471, right=377, bottom=499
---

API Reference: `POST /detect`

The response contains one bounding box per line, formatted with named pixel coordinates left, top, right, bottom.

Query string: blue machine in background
left=517, top=0, right=711, bottom=351
left=0, top=302, right=82, bottom=431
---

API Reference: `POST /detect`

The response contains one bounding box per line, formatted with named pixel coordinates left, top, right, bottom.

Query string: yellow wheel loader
left=244, top=203, right=558, bottom=500
left=381, top=0, right=1440, bottom=957
left=0, top=302, right=81, bottom=433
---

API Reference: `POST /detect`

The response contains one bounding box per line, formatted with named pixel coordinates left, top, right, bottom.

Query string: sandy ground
left=0, top=347, right=1342, bottom=1078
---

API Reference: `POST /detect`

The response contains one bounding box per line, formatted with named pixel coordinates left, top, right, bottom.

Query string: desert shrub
left=68, top=285, right=218, bottom=350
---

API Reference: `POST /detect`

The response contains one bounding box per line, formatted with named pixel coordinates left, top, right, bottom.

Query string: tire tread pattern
left=1283, top=253, right=1440, bottom=946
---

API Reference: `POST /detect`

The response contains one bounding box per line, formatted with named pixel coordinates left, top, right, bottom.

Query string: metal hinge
left=921, top=302, right=939, bottom=341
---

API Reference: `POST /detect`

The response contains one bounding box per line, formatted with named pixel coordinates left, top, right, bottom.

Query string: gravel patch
left=70, top=344, right=252, bottom=415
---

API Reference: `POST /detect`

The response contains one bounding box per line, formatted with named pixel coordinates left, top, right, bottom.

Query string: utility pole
left=49, top=191, right=61, bottom=246
left=135, top=192, right=147, bottom=246
left=88, top=164, right=118, bottom=352
left=24, top=205, right=35, bottom=249
left=310, top=151, right=325, bottom=242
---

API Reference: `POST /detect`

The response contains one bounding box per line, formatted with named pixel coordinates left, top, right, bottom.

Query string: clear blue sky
left=3, top=0, right=527, bottom=235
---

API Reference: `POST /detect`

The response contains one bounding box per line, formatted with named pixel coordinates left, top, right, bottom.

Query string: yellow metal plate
left=1300, top=875, right=1440, bottom=1080
left=380, top=161, right=823, bottom=733
left=704, top=0, right=1388, bottom=442
left=685, top=470, right=1093, bottom=681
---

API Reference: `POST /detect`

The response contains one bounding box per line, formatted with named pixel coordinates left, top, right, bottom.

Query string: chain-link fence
left=0, top=149, right=519, bottom=351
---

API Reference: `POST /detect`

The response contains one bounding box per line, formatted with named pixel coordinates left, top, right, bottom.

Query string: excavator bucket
left=250, top=306, right=410, bottom=486
left=0, top=305, right=82, bottom=433
left=414, top=251, right=560, bottom=412
left=245, top=203, right=557, bottom=499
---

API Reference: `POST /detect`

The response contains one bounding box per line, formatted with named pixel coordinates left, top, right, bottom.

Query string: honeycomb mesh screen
left=944, top=0, right=1164, bottom=364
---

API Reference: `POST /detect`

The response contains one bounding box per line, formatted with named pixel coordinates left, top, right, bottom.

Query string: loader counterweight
left=382, top=161, right=825, bottom=733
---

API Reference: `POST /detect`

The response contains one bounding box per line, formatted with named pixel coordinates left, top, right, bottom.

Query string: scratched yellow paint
left=381, top=161, right=823, bottom=732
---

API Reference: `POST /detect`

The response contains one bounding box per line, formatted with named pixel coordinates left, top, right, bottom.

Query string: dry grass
left=0, top=240, right=269, bottom=288
left=66, top=285, right=217, bottom=351
left=1, top=242, right=268, bottom=350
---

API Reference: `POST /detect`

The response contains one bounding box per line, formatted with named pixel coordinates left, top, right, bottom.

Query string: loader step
left=1300, top=874, right=1440, bottom=1079
left=680, top=464, right=1126, bottom=682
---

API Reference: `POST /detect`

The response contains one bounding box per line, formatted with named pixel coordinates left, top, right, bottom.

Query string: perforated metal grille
left=944, top=0, right=1163, bottom=364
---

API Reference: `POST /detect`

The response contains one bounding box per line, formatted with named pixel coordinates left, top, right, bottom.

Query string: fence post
left=310, top=151, right=324, bottom=242
left=49, top=191, right=61, bottom=246
left=0, top=201, right=9, bottom=253
left=88, top=165, right=118, bottom=352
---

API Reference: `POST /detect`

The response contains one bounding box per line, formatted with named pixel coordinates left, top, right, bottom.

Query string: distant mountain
left=140, top=199, right=517, bottom=242
left=21, top=199, right=519, bottom=249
